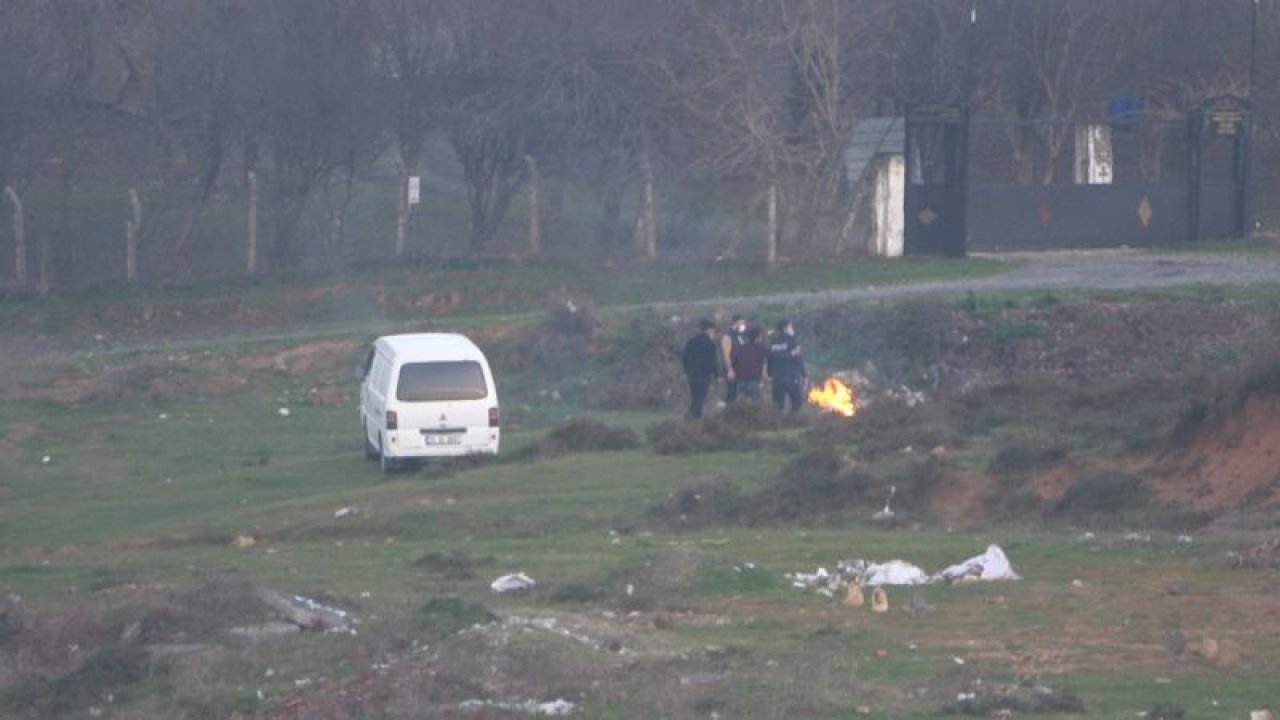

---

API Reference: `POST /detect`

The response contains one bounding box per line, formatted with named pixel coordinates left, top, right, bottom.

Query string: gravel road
left=661, top=249, right=1280, bottom=312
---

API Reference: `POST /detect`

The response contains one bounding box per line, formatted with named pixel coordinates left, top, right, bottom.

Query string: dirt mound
left=1148, top=373, right=1280, bottom=512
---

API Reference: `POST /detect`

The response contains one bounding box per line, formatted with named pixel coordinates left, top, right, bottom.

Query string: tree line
left=0, top=0, right=1275, bottom=292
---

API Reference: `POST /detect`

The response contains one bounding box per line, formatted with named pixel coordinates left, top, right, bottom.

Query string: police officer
left=767, top=319, right=806, bottom=413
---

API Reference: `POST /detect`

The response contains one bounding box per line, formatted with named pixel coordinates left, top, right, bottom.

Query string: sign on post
left=408, top=176, right=421, bottom=205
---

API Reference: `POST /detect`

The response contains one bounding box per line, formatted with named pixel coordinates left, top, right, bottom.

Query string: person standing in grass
left=767, top=319, right=807, bottom=413
left=733, top=325, right=769, bottom=403
left=719, top=314, right=747, bottom=405
left=682, top=319, right=719, bottom=419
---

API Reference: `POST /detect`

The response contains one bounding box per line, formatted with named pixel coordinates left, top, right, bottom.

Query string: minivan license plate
left=424, top=434, right=462, bottom=446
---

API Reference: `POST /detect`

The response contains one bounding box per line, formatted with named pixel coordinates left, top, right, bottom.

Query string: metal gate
left=903, top=103, right=967, bottom=257
left=903, top=96, right=1251, bottom=254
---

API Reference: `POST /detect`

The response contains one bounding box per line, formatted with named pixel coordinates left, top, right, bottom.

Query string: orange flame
left=807, top=377, right=858, bottom=417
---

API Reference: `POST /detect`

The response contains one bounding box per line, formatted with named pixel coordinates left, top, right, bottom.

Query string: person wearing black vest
left=767, top=319, right=806, bottom=413
left=682, top=319, right=719, bottom=419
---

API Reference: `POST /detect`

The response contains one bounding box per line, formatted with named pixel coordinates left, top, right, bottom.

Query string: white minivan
left=359, top=333, right=500, bottom=471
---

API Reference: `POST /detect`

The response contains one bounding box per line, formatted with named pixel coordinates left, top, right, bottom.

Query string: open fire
left=807, top=377, right=858, bottom=417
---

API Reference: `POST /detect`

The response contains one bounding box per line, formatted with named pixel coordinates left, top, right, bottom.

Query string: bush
left=3, top=644, right=151, bottom=719
left=412, top=596, right=497, bottom=640
left=647, top=475, right=744, bottom=530
left=413, top=550, right=496, bottom=579
left=584, top=313, right=685, bottom=411
left=537, top=418, right=640, bottom=457
left=530, top=297, right=598, bottom=372
left=806, top=399, right=960, bottom=462
left=751, top=447, right=875, bottom=522
left=1052, top=471, right=1149, bottom=518
left=988, top=442, right=1068, bottom=476
left=646, top=416, right=756, bottom=455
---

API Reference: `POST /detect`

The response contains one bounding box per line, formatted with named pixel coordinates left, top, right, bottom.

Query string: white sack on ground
left=860, top=559, right=930, bottom=586
left=935, top=544, right=1020, bottom=583
left=490, top=572, right=537, bottom=593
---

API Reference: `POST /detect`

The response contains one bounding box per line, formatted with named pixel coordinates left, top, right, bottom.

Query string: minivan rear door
left=393, top=361, right=492, bottom=444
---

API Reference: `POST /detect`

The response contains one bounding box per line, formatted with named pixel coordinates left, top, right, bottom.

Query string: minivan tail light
left=385, top=410, right=398, bottom=430
left=489, top=407, right=500, bottom=428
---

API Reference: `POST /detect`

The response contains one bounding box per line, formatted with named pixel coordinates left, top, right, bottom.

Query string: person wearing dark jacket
left=733, top=326, right=769, bottom=403
left=682, top=319, right=719, bottom=419
left=767, top=319, right=806, bottom=413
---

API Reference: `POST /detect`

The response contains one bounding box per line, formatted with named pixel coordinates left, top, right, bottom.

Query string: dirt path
left=658, top=249, right=1280, bottom=313
left=3, top=250, right=1279, bottom=366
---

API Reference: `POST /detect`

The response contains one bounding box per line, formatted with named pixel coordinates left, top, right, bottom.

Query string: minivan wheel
left=363, top=423, right=378, bottom=460
left=378, top=435, right=398, bottom=473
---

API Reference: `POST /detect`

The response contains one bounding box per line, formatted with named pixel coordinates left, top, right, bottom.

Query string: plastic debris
left=334, top=506, right=357, bottom=519
left=490, top=572, right=537, bottom=594
left=458, top=698, right=577, bottom=716
left=277, top=407, right=291, bottom=417
left=936, top=545, right=1021, bottom=583
left=788, top=545, right=1021, bottom=599
left=870, top=587, right=889, bottom=613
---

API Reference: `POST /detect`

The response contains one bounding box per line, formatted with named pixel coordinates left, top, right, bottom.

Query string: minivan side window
left=361, top=347, right=376, bottom=379
left=396, top=361, right=488, bottom=402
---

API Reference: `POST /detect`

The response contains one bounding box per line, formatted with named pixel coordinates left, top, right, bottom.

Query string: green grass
left=4, top=274, right=1280, bottom=717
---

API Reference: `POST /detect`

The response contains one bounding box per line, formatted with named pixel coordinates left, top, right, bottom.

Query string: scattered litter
left=872, top=486, right=897, bottom=521
left=229, top=621, right=301, bottom=642
left=334, top=506, right=357, bottom=519
left=1124, top=532, right=1151, bottom=543
left=232, top=534, right=257, bottom=549
left=256, top=587, right=356, bottom=631
left=870, top=587, right=889, bottom=613
left=277, top=407, right=291, bottom=417
left=1071, top=579, right=1085, bottom=587
left=1230, top=538, right=1280, bottom=569
left=158, top=413, right=169, bottom=420
left=41, top=455, right=51, bottom=464
left=1177, top=535, right=1194, bottom=544
left=490, top=572, right=537, bottom=594
left=1076, top=531, right=1096, bottom=542
left=458, top=698, right=577, bottom=716
left=787, top=544, right=1019, bottom=599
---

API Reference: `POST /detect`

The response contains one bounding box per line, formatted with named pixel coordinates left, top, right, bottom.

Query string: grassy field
left=2, top=262, right=1279, bottom=718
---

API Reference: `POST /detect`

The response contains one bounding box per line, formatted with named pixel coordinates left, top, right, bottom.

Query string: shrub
left=537, top=417, right=640, bottom=457
left=988, top=443, right=1068, bottom=476
left=750, top=447, right=875, bottom=522
left=584, top=313, right=684, bottom=411
left=412, top=596, right=497, bottom=640
left=647, top=475, right=744, bottom=530
left=530, top=297, right=598, bottom=372
left=413, top=550, right=496, bottom=580
left=807, top=399, right=960, bottom=462
left=1052, top=471, right=1149, bottom=518
left=646, top=416, right=756, bottom=455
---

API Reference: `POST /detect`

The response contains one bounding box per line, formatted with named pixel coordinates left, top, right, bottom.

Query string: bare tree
left=370, top=0, right=453, bottom=259
left=436, top=0, right=575, bottom=254
left=239, top=0, right=385, bottom=272
left=0, top=2, right=47, bottom=287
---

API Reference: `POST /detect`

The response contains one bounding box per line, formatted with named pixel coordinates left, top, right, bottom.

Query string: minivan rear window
left=396, top=361, right=488, bottom=402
